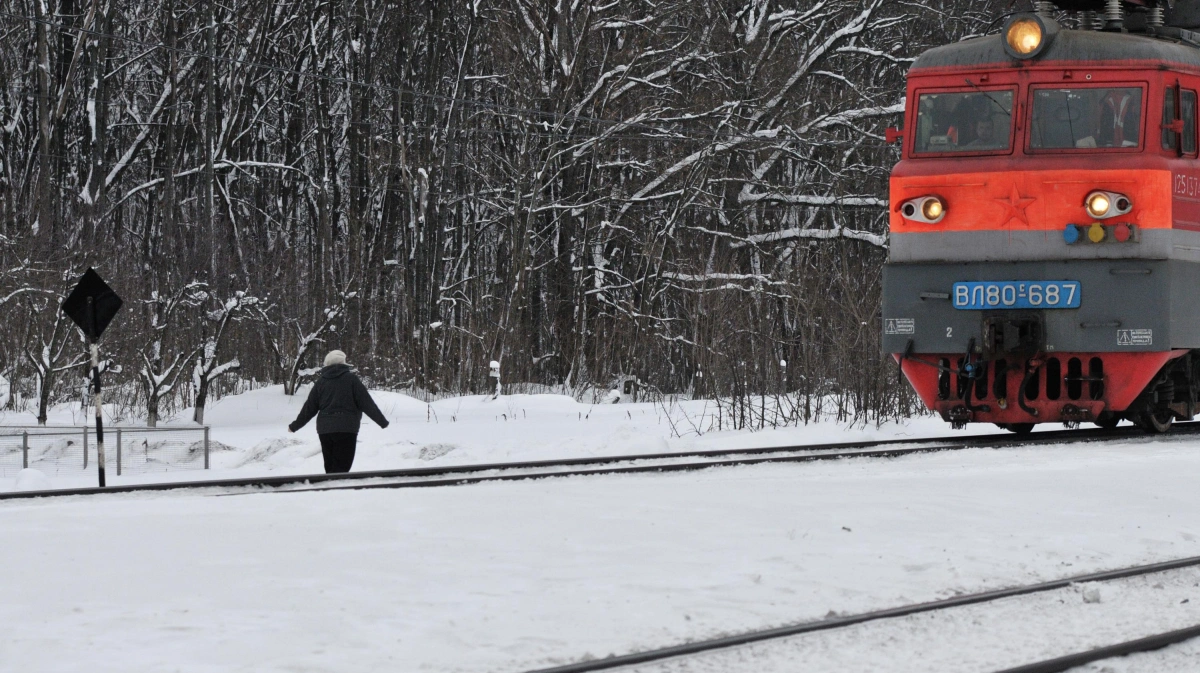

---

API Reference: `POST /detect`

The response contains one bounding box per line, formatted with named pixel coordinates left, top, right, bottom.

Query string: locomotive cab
left=883, top=4, right=1200, bottom=432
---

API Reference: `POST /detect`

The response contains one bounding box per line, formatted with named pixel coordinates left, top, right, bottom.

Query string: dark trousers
left=319, top=433, right=358, bottom=473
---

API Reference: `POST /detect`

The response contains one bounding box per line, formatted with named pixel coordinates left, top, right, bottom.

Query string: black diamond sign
left=61, top=268, right=123, bottom=341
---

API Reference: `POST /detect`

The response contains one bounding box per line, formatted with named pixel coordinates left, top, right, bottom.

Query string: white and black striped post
left=87, top=297, right=107, bottom=488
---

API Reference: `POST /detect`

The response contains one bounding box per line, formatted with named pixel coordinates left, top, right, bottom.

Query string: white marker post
left=87, top=297, right=107, bottom=487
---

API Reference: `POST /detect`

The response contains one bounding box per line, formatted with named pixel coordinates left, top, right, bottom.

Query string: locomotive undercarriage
left=1118, top=350, right=1200, bottom=432
left=898, top=348, right=1199, bottom=432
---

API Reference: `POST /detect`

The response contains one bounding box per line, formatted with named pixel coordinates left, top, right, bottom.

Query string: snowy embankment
left=1, top=385, right=991, bottom=491
left=4, top=388, right=1196, bottom=672
left=1, top=438, right=1200, bottom=672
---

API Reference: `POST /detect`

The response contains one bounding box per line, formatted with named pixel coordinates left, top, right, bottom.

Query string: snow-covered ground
left=624, top=564, right=1200, bottom=672
left=0, top=385, right=1000, bottom=490
left=2, top=422, right=1200, bottom=672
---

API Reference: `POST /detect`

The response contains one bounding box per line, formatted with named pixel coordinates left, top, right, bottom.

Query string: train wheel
left=1006, top=423, right=1035, bottom=435
left=1131, top=409, right=1173, bottom=434
left=1093, top=413, right=1121, bottom=430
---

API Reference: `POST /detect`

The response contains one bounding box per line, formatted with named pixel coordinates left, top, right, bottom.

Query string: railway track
left=522, top=556, right=1200, bottom=673
left=3, top=422, right=1199, bottom=501
left=994, top=624, right=1200, bottom=673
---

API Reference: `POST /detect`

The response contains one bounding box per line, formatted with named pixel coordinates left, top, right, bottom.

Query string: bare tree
left=191, top=290, right=260, bottom=424
left=269, top=287, right=356, bottom=396
left=139, top=281, right=206, bottom=427
left=22, top=296, right=88, bottom=425
left=0, top=0, right=1007, bottom=424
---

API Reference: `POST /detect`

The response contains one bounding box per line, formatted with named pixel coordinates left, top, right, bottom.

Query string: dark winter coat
left=289, top=364, right=390, bottom=435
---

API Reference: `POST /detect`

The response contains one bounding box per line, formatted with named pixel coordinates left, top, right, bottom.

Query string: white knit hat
left=324, top=350, right=347, bottom=366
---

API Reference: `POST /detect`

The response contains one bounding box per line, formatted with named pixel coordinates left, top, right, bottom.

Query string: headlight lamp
left=1002, top=14, right=1058, bottom=60
left=1007, top=19, right=1043, bottom=56
left=1085, top=191, right=1133, bottom=219
left=901, top=196, right=946, bottom=224
left=1086, top=193, right=1111, bottom=219
left=921, top=198, right=944, bottom=221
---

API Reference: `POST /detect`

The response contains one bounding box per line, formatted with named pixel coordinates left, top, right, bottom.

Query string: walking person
left=288, top=350, right=389, bottom=473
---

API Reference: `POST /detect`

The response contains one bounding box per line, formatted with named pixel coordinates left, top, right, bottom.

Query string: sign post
left=61, top=268, right=123, bottom=488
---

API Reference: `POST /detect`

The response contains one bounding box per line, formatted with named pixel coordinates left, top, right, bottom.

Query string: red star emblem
left=996, top=185, right=1036, bottom=226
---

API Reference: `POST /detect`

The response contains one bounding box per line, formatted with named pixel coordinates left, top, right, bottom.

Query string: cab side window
left=1163, top=87, right=1198, bottom=154
left=1184, top=90, right=1197, bottom=154
left=1163, top=87, right=1177, bottom=150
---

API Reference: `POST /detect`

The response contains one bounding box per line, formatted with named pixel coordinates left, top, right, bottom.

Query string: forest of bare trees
left=0, top=0, right=1011, bottom=426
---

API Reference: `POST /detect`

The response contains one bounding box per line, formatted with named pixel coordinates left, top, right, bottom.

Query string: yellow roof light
left=1007, top=19, right=1043, bottom=56
left=1002, top=14, right=1057, bottom=61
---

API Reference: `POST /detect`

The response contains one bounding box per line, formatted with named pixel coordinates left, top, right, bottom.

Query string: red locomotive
left=883, top=0, right=1200, bottom=433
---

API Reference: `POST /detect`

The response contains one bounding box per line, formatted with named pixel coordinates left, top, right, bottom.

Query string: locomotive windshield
left=914, top=90, right=1014, bottom=153
left=1030, top=87, right=1143, bottom=149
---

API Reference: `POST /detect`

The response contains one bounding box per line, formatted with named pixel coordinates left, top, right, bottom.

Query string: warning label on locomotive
left=1117, top=329, right=1153, bottom=346
left=885, top=318, right=915, bottom=335
left=952, top=281, right=1081, bottom=310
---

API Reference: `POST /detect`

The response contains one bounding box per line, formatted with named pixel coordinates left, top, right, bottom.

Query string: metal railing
left=0, top=426, right=210, bottom=478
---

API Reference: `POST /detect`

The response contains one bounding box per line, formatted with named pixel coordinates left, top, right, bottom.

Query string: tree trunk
left=37, top=371, right=51, bottom=426
left=193, top=380, right=208, bottom=425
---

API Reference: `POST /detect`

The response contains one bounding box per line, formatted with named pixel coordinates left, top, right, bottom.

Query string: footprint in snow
left=418, top=443, right=458, bottom=461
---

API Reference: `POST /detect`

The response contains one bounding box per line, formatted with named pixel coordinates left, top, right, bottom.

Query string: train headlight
left=901, top=196, right=946, bottom=224
left=1007, top=19, right=1042, bottom=55
left=922, top=198, right=944, bottom=221
left=1002, top=14, right=1057, bottom=60
left=1086, top=193, right=1111, bottom=218
left=1084, top=191, right=1133, bottom=219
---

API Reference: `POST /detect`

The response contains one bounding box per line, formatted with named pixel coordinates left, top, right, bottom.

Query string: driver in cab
left=962, top=115, right=1004, bottom=149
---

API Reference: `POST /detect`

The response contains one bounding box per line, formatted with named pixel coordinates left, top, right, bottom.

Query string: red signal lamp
left=1113, top=223, right=1131, bottom=243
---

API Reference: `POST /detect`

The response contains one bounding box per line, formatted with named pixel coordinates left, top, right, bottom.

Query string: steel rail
left=221, top=421, right=1200, bottom=496
left=520, top=556, right=1200, bottom=673
left=3, top=422, right=1199, bottom=501
left=992, top=624, right=1200, bottom=673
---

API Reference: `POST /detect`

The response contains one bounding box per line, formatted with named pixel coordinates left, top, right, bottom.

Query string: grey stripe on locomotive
left=882, top=259, right=1200, bottom=355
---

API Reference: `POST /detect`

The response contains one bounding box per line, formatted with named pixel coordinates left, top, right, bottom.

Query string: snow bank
left=2, top=383, right=997, bottom=491
left=13, top=468, right=50, bottom=491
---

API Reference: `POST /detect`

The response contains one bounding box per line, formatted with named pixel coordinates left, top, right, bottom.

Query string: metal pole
left=203, top=426, right=210, bottom=469
left=116, top=427, right=122, bottom=476
left=22, top=432, right=28, bottom=469
left=83, top=424, right=88, bottom=469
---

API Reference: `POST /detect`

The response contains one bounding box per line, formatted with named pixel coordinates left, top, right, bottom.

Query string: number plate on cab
left=952, top=281, right=1081, bottom=310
